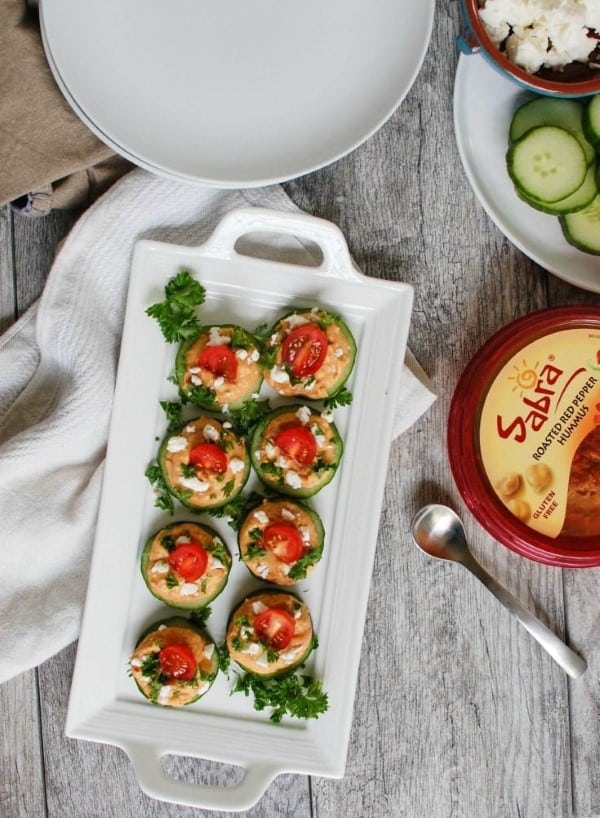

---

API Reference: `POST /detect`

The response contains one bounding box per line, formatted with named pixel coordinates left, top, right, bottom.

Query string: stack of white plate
left=40, top=0, right=434, bottom=187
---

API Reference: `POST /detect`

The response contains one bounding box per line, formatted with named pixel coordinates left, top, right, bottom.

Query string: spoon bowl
left=411, top=504, right=587, bottom=679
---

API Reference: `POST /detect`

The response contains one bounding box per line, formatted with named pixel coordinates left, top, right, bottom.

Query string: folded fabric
left=0, top=0, right=131, bottom=210
left=0, top=170, right=436, bottom=683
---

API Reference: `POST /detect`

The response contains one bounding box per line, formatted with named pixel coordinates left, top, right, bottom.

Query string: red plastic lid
left=448, top=306, right=600, bottom=567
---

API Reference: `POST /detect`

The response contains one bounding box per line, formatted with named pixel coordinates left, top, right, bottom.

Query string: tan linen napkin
left=0, top=0, right=131, bottom=211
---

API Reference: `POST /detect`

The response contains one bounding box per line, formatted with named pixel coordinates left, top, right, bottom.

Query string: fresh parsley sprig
left=145, top=461, right=174, bottom=514
left=323, top=386, right=353, bottom=409
left=231, top=671, right=329, bottom=724
left=146, top=269, right=206, bottom=342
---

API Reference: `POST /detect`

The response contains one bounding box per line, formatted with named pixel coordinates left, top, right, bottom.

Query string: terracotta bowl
left=459, top=0, right=600, bottom=98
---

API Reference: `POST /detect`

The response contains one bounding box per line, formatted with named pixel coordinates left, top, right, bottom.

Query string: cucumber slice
left=582, top=94, right=600, bottom=150
left=510, top=97, right=595, bottom=166
left=507, top=126, right=587, bottom=203
left=560, top=194, right=600, bottom=255
left=516, top=162, right=598, bottom=215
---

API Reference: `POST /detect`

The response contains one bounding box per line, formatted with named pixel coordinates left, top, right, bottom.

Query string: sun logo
left=509, top=359, right=540, bottom=393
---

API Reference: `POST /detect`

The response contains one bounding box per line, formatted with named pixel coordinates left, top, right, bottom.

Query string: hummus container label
left=479, top=328, right=600, bottom=539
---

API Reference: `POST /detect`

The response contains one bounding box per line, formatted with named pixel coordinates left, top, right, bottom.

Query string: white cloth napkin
left=0, top=170, right=436, bottom=684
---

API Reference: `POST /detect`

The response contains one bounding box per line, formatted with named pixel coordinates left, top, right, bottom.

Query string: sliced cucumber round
left=582, top=94, right=600, bottom=150
left=250, top=405, right=343, bottom=498
left=507, top=126, right=587, bottom=204
left=560, top=194, right=600, bottom=255
left=510, top=96, right=595, bottom=166
left=175, top=324, right=263, bottom=412
left=129, top=616, right=219, bottom=707
left=516, top=162, right=598, bottom=215
left=141, top=521, right=232, bottom=609
left=226, top=590, right=314, bottom=679
left=158, top=416, right=250, bottom=511
left=262, top=308, right=357, bottom=401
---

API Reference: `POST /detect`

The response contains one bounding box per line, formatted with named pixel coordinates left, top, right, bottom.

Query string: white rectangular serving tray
left=66, top=207, right=413, bottom=812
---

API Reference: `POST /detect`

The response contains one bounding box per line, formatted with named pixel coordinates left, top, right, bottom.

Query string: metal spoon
left=411, top=504, right=587, bottom=679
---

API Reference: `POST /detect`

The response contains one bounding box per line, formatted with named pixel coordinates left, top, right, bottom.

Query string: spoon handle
left=462, top=553, right=587, bottom=679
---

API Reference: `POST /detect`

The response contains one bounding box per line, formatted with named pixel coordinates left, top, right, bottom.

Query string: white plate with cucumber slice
left=454, top=54, right=600, bottom=293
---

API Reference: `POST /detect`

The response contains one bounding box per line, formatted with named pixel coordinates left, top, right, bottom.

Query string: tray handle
left=126, top=741, right=278, bottom=812
left=202, top=206, right=363, bottom=282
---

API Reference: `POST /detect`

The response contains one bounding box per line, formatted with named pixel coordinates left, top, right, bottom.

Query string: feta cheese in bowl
left=459, top=0, right=600, bottom=97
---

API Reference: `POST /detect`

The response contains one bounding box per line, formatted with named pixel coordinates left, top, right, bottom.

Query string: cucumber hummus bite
left=141, top=521, right=232, bottom=609
left=159, top=415, right=250, bottom=510
left=129, top=617, right=219, bottom=707
left=226, top=591, right=314, bottom=678
left=263, top=308, right=356, bottom=400
left=238, top=497, right=324, bottom=585
left=175, top=323, right=263, bottom=411
left=251, top=404, right=343, bottom=497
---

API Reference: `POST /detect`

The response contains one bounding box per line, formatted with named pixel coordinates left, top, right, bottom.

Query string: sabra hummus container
left=448, top=306, right=600, bottom=567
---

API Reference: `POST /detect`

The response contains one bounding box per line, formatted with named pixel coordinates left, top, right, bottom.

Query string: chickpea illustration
left=525, top=463, right=552, bottom=493
left=507, top=498, right=531, bottom=522
left=495, top=472, right=521, bottom=498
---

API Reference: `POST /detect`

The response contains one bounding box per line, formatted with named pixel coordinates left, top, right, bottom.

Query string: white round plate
left=454, top=54, right=600, bottom=293
left=40, top=0, right=434, bottom=188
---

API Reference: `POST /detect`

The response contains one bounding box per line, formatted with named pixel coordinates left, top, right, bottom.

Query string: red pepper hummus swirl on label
left=449, top=307, right=600, bottom=567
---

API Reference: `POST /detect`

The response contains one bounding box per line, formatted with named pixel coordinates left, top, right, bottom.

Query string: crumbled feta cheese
left=223, top=420, right=232, bottom=429
left=229, top=457, right=245, bottom=474
left=254, top=509, right=269, bottom=524
left=304, top=380, right=316, bottom=391
left=167, top=436, right=188, bottom=453
left=213, top=376, right=225, bottom=388
left=256, top=654, right=270, bottom=668
left=235, top=348, right=248, bottom=360
left=241, top=625, right=254, bottom=640
left=242, top=641, right=262, bottom=656
left=190, top=375, right=202, bottom=386
left=130, top=657, right=143, bottom=669
left=275, top=455, right=288, bottom=469
left=281, top=647, right=300, bottom=664
left=252, top=600, right=268, bottom=615
left=207, top=327, right=231, bottom=346
left=270, top=365, right=290, bottom=383
left=222, top=403, right=230, bottom=414
left=179, top=475, right=210, bottom=492
left=158, top=624, right=167, bottom=631
left=281, top=507, right=295, bottom=521
left=158, top=685, right=173, bottom=705
left=295, top=405, right=311, bottom=425
left=321, top=409, right=334, bottom=423
left=255, top=562, right=270, bottom=578
left=203, top=643, right=215, bottom=660
left=150, top=561, right=169, bottom=575
left=334, top=347, right=344, bottom=358
left=265, top=442, right=277, bottom=459
left=282, top=564, right=291, bottom=575
left=298, top=526, right=311, bottom=542
left=179, top=582, right=198, bottom=596
left=293, top=607, right=302, bottom=619
left=249, top=348, right=260, bottom=362
left=210, top=556, right=225, bottom=571
left=185, top=424, right=196, bottom=433
left=285, top=313, right=310, bottom=329
left=175, top=535, right=191, bottom=544
left=284, top=470, right=302, bottom=489
left=189, top=367, right=201, bottom=374
left=479, top=0, right=598, bottom=73
left=203, top=423, right=220, bottom=442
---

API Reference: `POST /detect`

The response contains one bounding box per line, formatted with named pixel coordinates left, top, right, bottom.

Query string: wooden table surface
left=2, top=2, right=600, bottom=816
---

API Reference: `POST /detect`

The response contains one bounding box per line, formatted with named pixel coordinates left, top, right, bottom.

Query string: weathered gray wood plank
left=0, top=205, right=15, bottom=333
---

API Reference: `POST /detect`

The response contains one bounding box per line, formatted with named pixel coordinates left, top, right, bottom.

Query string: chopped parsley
left=287, top=546, right=323, bottom=580
left=231, top=672, right=329, bottom=724
left=229, top=397, right=271, bottom=436
left=190, top=608, right=212, bottom=627
left=146, top=269, right=206, bottom=342
left=323, top=386, right=353, bottom=409
left=145, top=462, right=174, bottom=514
left=160, top=400, right=184, bottom=431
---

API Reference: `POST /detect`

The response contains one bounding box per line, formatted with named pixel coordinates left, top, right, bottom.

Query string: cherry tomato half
left=197, top=344, right=238, bottom=381
left=168, top=540, right=209, bottom=581
left=189, top=442, right=228, bottom=474
left=263, top=523, right=305, bottom=564
left=274, top=425, right=317, bottom=466
left=281, top=324, right=328, bottom=378
left=158, top=643, right=197, bottom=681
left=253, top=607, right=295, bottom=651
